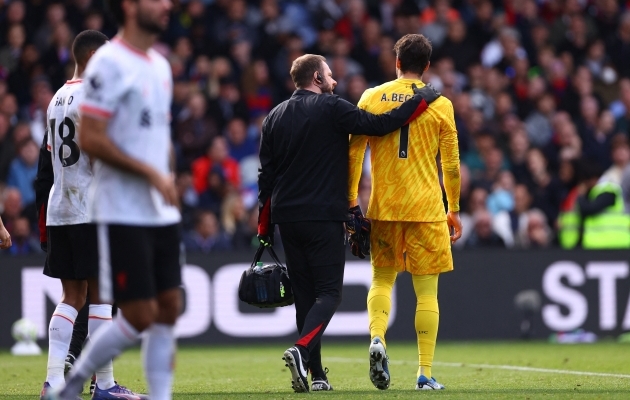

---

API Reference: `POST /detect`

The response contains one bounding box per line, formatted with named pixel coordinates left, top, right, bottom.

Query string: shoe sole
left=282, top=350, right=309, bottom=393
left=369, top=346, right=390, bottom=390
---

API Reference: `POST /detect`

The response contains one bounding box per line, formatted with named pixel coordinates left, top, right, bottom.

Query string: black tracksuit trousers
left=279, top=221, right=346, bottom=378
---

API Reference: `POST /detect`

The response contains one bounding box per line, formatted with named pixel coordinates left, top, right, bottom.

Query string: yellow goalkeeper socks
left=367, top=266, right=397, bottom=347
left=412, top=273, right=439, bottom=379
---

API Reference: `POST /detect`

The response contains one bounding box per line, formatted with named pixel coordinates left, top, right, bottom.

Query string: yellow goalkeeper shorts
left=370, top=220, right=453, bottom=275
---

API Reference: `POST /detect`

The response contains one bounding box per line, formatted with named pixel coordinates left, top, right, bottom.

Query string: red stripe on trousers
left=296, top=323, right=324, bottom=348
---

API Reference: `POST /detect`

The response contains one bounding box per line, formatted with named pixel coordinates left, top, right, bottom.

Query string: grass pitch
left=1, top=341, right=630, bottom=399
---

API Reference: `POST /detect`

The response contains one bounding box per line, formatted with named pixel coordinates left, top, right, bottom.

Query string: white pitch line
left=324, top=357, right=630, bottom=379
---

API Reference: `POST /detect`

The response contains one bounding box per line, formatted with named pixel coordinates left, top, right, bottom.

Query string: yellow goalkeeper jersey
left=348, top=78, right=461, bottom=222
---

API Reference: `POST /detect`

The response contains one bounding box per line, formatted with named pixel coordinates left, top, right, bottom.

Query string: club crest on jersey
left=86, top=76, right=103, bottom=101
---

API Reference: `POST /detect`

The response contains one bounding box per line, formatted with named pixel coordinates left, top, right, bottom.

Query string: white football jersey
left=80, top=38, right=180, bottom=226
left=46, top=80, right=93, bottom=226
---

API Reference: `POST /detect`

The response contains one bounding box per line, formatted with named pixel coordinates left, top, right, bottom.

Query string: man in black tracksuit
left=257, top=54, right=440, bottom=392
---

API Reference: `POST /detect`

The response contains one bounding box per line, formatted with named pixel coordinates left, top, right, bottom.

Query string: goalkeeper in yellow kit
left=348, top=34, right=462, bottom=391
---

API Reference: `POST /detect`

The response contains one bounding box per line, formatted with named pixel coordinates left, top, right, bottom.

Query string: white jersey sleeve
left=81, top=56, right=127, bottom=119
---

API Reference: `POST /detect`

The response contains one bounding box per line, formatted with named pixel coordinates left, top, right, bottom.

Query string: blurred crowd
left=2, top=0, right=630, bottom=254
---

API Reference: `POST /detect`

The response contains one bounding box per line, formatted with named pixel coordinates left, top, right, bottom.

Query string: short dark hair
left=72, top=30, right=108, bottom=65
left=393, top=34, right=432, bottom=75
left=290, top=54, right=326, bottom=89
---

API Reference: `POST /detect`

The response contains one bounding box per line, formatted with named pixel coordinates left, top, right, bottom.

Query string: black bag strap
left=251, top=244, right=284, bottom=269
left=251, top=245, right=265, bottom=268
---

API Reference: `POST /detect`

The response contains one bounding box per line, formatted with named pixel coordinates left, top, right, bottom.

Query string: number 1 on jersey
left=399, top=124, right=409, bottom=159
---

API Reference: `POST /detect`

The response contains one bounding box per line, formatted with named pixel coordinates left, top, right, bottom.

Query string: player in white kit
left=46, top=1, right=181, bottom=400
left=38, top=30, right=146, bottom=400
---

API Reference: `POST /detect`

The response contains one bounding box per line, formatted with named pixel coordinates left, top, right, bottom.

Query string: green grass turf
left=1, top=341, right=630, bottom=399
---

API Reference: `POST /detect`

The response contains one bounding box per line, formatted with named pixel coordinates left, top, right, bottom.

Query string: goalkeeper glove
left=347, top=205, right=371, bottom=259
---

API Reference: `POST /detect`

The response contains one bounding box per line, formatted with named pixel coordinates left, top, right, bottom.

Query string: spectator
left=7, top=138, right=38, bottom=207
left=584, top=39, right=614, bottom=84
left=176, top=91, right=218, bottom=166
left=3, top=216, right=39, bottom=255
left=588, top=112, right=618, bottom=159
left=0, top=1, right=27, bottom=42
left=526, top=148, right=565, bottom=225
left=474, top=146, right=506, bottom=192
left=241, top=59, right=275, bottom=118
left=420, top=0, right=459, bottom=49
left=256, top=0, right=288, bottom=61
left=33, top=2, right=66, bottom=54
left=41, top=21, right=73, bottom=90
left=6, top=43, right=42, bottom=107
left=524, top=92, right=555, bottom=147
left=452, top=92, right=472, bottom=153
left=481, top=27, right=527, bottom=70
left=557, top=14, right=591, bottom=65
left=27, top=78, right=53, bottom=146
left=614, top=78, right=630, bottom=134
left=464, top=131, right=496, bottom=179
left=345, top=74, right=368, bottom=105
left=487, top=170, right=515, bottom=215
left=0, top=24, right=26, bottom=75
left=1, top=188, right=22, bottom=236
left=464, top=210, right=506, bottom=248
left=508, top=127, right=531, bottom=184
left=0, top=92, right=19, bottom=127
left=468, top=0, right=495, bottom=51
left=600, top=135, right=630, bottom=185
left=435, top=19, right=478, bottom=74
left=192, top=136, right=241, bottom=193
left=212, top=0, right=257, bottom=52
left=334, top=0, right=369, bottom=46
left=493, top=184, right=533, bottom=248
left=198, top=166, right=229, bottom=216
left=220, top=192, right=250, bottom=249
left=225, top=118, right=257, bottom=162
left=184, top=211, right=232, bottom=253
left=457, top=187, right=489, bottom=249
left=608, top=12, right=630, bottom=79
left=176, top=172, right=199, bottom=231
left=559, top=66, right=597, bottom=120
left=549, top=119, right=582, bottom=169
left=350, top=18, right=383, bottom=84
left=207, top=77, right=249, bottom=131
left=523, top=209, right=552, bottom=248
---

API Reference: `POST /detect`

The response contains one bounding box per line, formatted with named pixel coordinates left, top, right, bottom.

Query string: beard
left=137, top=12, right=168, bottom=35
left=320, top=81, right=334, bottom=94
